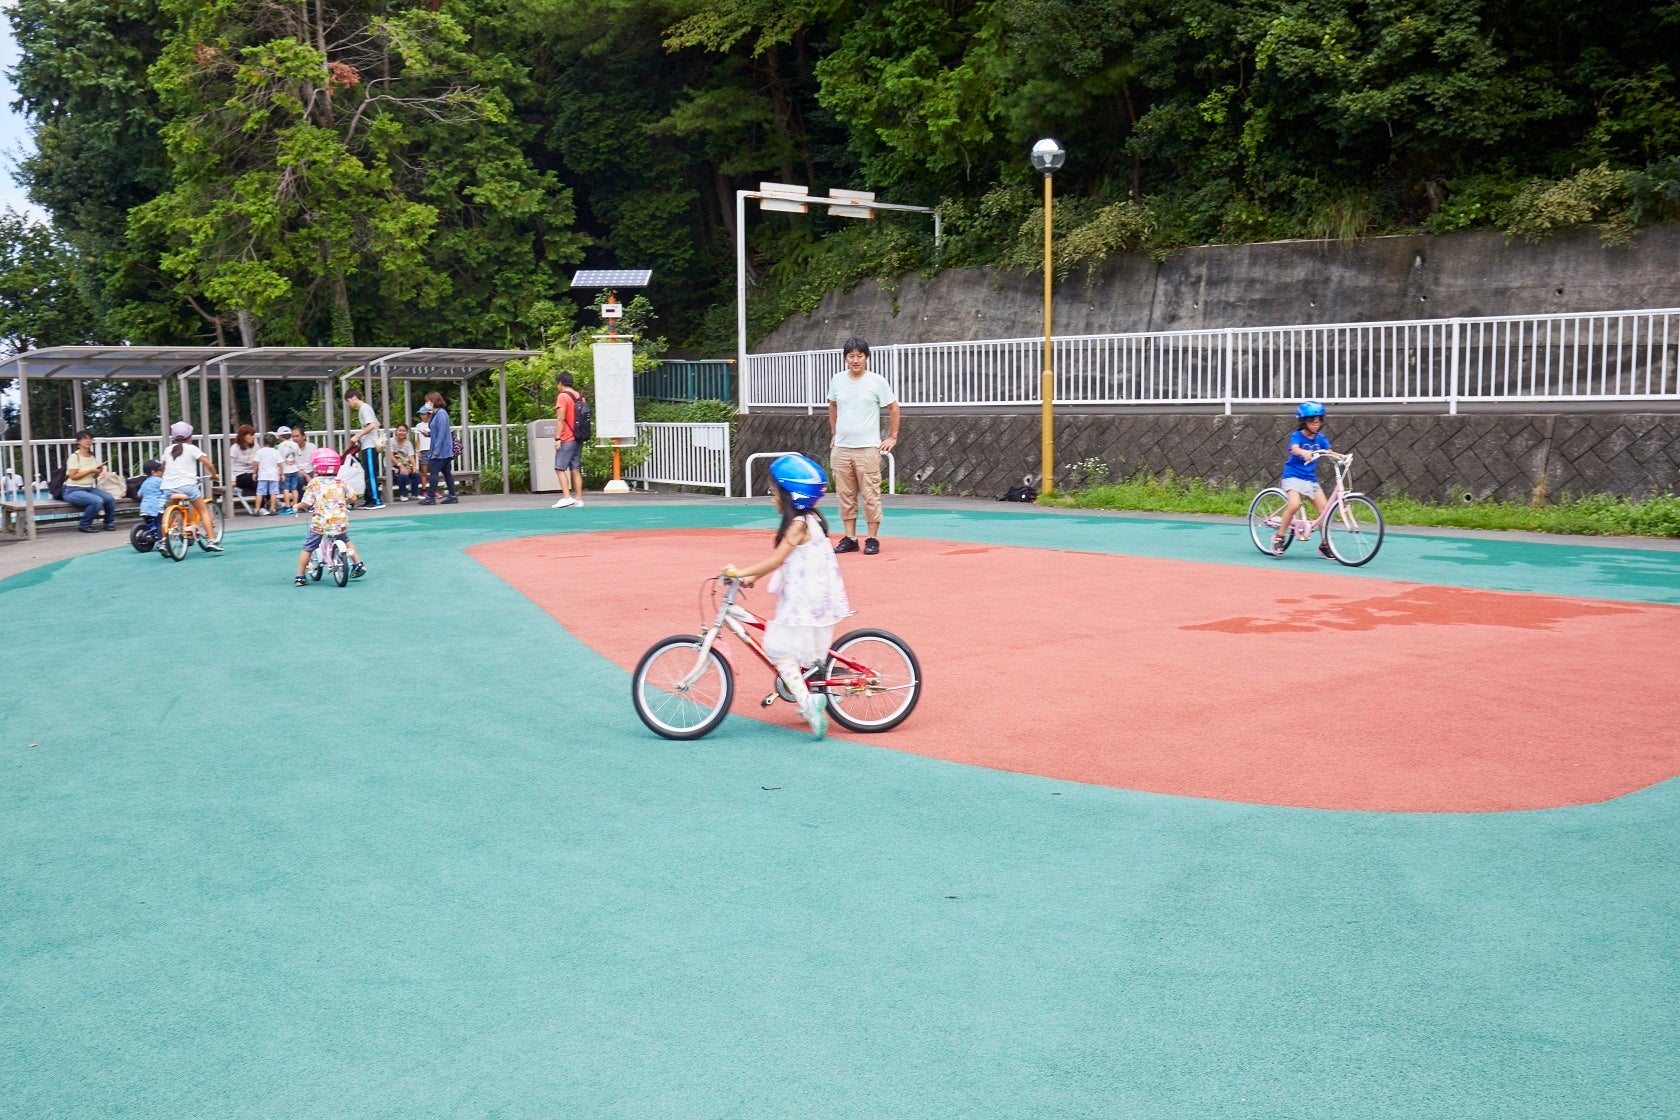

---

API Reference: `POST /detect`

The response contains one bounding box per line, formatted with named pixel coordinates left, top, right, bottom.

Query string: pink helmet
left=169, top=421, right=193, bottom=440
left=310, top=448, right=342, bottom=476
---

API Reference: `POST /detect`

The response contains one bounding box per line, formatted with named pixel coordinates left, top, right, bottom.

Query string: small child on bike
left=722, top=453, right=850, bottom=738
left=292, top=448, right=367, bottom=586
left=1272, top=400, right=1338, bottom=558
left=136, top=459, right=165, bottom=543
left=160, top=421, right=224, bottom=552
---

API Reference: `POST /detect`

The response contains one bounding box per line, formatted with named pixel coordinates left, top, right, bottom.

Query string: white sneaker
left=552, top=497, right=576, bottom=508
left=256, top=509, right=271, bottom=517
left=570, top=498, right=584, bottom=508
left=800, top=694, right=829, bottom=739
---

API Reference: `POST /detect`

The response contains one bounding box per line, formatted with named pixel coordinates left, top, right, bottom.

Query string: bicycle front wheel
left=823, top=629, right=921, bottom=733
left=205, top=503, right=224, bottom=544
left=1247, top=489, right=1291, bottom=554
left=330, top=548, right=349, bottom=587
left=632, top=636, right=734, bottom=740
left=162, top=509, right=188, bottom=562
left=1326, top=495, right=1384, bottom=566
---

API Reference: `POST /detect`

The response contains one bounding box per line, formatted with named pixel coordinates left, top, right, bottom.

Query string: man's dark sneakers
left=440, top=496, right=459, bottom=505
left=863, top=537, right=880, bottom=555
left=834, top=536, right=860, bottom=554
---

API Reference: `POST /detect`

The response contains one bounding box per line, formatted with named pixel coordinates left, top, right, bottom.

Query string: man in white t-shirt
left=346, top=389, right=385, bottom=509
left=826, top=336, right=900, bottom=555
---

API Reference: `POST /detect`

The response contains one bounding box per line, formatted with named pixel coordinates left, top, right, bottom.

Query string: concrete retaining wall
left=736, top=411, right=1680, bottom=503
left=759, top=225, right=1680, bottom=351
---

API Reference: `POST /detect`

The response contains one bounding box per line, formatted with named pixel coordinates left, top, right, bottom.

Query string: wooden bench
left=2, top=496, right=142, bottom=537
left=415, top=470, right=480, bottom=496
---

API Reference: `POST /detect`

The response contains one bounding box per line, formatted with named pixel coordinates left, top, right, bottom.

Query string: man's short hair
left=842, top=337, right=870, bottom=358
left=558, top=372, right=574, bottom=388
left=346, top=390, right=361, bottom=402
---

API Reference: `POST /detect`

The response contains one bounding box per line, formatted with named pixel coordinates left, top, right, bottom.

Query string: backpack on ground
left=571, top=392, right=593, bottom=442
left=1000, top=484, right=1036, bottom=503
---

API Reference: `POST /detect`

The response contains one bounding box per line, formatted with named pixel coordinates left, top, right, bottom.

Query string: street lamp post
left=1031, top=138, right=1065, bottom=495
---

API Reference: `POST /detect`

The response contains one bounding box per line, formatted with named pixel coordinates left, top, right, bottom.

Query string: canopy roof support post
left=198, top=363, right=210, bottom=455
left=379, top=362, right=393, bottom=503
left=19, top=360, right=35, bottom=542
left=324, top=379, right=335, bottom=449
left=71, top=379, right=84, bottom=433
left=458, top=382, right=468, bottom=468
left=158, top=381, right=169, bottom=446
left=219, top=363, right=234, bottom=521
left=498, top=364, right=509, bottom=495
left=254, top=379, right=268, bottom=433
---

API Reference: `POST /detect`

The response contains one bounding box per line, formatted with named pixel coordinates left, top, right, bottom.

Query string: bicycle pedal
left=760, top=694, right=778, bottom=708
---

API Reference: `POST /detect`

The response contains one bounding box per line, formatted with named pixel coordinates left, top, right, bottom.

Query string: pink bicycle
left=1246, top=450, right=1385, bottom=566
left=631, top=576, right=922, bottom=740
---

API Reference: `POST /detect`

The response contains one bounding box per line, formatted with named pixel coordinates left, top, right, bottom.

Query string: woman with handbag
left=62, top=431, right=118, bottom=532
left=417, top=393, right=458, bottom=505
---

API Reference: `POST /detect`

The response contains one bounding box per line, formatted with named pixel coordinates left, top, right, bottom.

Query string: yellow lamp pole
left=1031, top=138, right=1066, bottom=495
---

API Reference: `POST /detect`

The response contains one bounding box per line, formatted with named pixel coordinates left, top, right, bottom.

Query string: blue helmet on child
left=768, top=454, right=828, bottom=510
left=1296, top=400, right=1326, bottom=419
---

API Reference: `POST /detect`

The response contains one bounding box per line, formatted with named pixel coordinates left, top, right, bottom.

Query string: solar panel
left=571, top=269, right=653, bottom=288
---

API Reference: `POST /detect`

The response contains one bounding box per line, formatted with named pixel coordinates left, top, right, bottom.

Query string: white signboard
left=591, top=340, right=637, bottom=440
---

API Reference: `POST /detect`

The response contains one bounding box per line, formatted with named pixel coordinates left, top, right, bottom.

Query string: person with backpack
left=416, top=393, right=458, bottom=505
left=61, top=430, right=118, bottom=532
left=551, top=371, right=590, bottom=509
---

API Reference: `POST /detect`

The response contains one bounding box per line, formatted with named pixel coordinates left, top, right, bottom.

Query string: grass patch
left=1045, top=472, right=1680, bottom=539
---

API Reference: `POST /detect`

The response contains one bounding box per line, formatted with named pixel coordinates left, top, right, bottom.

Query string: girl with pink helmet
left=159, top=421, right=224, bottom=552
left=291, top=447, right=365, bottom=586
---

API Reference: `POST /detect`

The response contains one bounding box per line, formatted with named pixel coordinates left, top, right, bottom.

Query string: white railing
left=3, top=421, right=734, bottom=499
left=744, top=308, right=1680, bottom=414
left=625, top=422, right=732, bottom=495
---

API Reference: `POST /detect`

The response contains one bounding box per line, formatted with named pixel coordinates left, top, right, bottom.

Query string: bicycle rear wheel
left=632, top=635, right=734, bottom=740
left=1247, top=489, right=1291, bottom=554
left=822, top=629, right=921, bottom=733
left=1326, top=495, right=1384, bottom=566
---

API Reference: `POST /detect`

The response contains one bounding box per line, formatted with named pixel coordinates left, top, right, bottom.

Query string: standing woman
left=417, top=392, right=458, bottom=505
left=228, top=424, right=257, bottom=496
left=62, top=430, right=118, bottom=532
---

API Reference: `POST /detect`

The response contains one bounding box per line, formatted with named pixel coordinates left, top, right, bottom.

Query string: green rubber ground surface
left=4, top=506, right=1678, bottom=1118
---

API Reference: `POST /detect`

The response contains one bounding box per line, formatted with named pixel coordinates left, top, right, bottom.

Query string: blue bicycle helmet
left=1296, top=400, right=1326, bottom=419
left=768, top=454, right=828, bottom=510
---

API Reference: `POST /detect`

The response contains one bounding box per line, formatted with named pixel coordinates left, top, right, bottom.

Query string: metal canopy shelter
left=1, top=345, right=536, bottom=541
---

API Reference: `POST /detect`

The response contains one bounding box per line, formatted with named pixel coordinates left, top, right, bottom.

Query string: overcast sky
left=0, top=7, right=44, bottom=219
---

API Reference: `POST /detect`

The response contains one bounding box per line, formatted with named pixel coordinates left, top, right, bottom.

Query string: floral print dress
left=763, top=514, right=851, bottom=667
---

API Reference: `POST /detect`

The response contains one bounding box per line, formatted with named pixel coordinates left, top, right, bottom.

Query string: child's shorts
left=1282, top=478, right=1324, bottom=496
left=256, top=479, right=280, bottom=496
left=301, top=530, right=349, bottom=552
left=163, top=484, right=202, bottom=501
left=283, top=472, right=303, bottom=493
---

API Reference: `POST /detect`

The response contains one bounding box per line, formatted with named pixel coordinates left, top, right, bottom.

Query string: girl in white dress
left=723, top=454, right=850, bottom=737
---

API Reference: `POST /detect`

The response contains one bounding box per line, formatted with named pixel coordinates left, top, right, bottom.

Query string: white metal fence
left=2, top=421, right=731, bottom=498
left=744, top=308, right=1680, bottom=414
left=624, top=422, right=732, bottom=495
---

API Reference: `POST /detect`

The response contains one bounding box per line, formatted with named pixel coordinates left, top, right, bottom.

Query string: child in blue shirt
left=135, top=459, right=166, bottom=551
left=1271, top=401, right=1341, bottom=558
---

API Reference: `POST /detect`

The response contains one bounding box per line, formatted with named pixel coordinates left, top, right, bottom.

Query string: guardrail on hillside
left=743, top=308, right=1680, bottom=414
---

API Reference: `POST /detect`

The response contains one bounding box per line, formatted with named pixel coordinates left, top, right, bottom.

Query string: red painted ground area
left=470, top=530, right=1680, bottom=812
